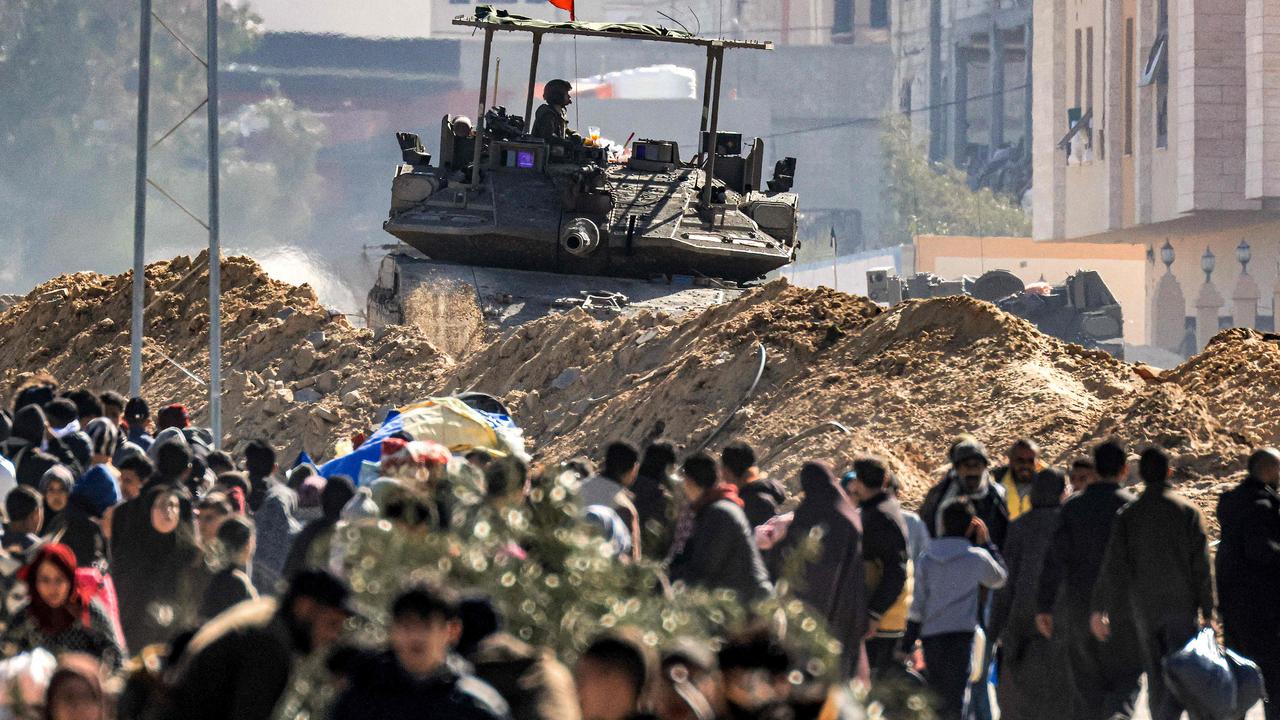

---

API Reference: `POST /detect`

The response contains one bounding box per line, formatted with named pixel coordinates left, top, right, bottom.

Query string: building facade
left=893, top=0, right=1032, bottom=197
left=1032, top=0, right=1280, bottom=355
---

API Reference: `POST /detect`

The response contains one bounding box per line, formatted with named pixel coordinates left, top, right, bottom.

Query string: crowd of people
left=0, top=377, right=1275, bottom=720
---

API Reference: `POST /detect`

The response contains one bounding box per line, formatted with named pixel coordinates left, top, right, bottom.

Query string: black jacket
left=1036, top=481, right=1134, bottom=621
left=918, top=472, right=1010, bottom=549
left=669, top=499, right=772, bottom=603
left=1215, top=477, right=1280, bottom=639
left=859, top=492, right=909, bottom=620
left=165, top=600, right=297, bottom=720
left=741, top=479, right=785, bottom=529
left=198, top=566, right=258, bottom=622
left=630, top=473, right=677, bottom=559
left=1093, top=484, right=1214, bottom=630
left=331, top=652, right=510, bottom=720
left=991, top=506, right=1060, bottom=643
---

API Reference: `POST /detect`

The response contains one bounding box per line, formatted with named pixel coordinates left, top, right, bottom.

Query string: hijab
left=39, top=465, right=76, bottom=533
left=788, top=461, right=859, bottom=536
left=19, top=543, right=83, bottom=635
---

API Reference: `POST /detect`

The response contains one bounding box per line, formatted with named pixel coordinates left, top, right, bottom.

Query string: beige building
left=1032, top=0, right=1280, bottom=354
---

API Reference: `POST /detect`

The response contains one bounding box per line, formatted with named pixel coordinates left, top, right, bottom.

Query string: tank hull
left=366, top=250, right=746, bottom=331
left=384, top=165, right=794, bottom=284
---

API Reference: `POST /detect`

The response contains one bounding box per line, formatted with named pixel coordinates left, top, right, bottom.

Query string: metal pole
left=832, top=232, right=838, bottom=291
left=472, top=28, right=494, bottom=186
left=207, top=0, right=222, bottom=447
left=989, top=1, right=1006, bottom=153
left=701, top=46, right=724, bottom=208
left=524, top=33, right=542, bottom=126
left=131, top=0, right=153, bottom=397
left=699, top=46, right=715, bottom=138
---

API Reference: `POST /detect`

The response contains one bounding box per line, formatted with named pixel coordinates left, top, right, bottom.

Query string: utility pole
left=131, top=0, right=222, bottom=445
left=131, top=0, right=153, bottom=397
left=830, top=226, right=839, bottom=291
left=207, top=0, right=222, bottom=447
left=989, top=0, right=1006, bottom=154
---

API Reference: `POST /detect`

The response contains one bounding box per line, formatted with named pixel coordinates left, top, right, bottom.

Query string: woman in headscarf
left=0, top=543, right=123, bottom=669
left=111, top=486, right=204, bottom=651
left=767, top=461, right=868, bottom=682
left=38, top=467, right=106, bottom=569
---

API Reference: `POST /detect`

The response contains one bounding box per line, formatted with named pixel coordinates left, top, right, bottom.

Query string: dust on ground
left=403, top=281, right=487, bottom=360
left=1, top=256, right=1269, bottom=522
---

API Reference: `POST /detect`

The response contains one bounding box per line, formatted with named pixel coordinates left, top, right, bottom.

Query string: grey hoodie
left=909, top=537, right=1008, bottom=638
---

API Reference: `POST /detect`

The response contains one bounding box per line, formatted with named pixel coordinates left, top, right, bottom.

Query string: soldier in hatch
left=531, top=79, right=582, bottom=145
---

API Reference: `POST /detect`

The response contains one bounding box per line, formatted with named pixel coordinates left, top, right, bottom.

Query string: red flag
left=548, top=0, right=575, bottom=20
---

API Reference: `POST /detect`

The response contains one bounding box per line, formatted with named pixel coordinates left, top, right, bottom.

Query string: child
left=903, top=499, right=1007, bottom=720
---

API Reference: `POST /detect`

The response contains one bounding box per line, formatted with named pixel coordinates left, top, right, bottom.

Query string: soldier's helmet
left=543, top=79, right=573, bottom=106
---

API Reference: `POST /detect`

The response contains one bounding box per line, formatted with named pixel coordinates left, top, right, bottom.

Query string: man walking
left=1035, top=438, right=1142, bottom=720
left=1216, top=448, right=1280, bottom=720
left=1092, top=446, right=1214, bottom=720
left=991, top=439, right=1042, bottom=521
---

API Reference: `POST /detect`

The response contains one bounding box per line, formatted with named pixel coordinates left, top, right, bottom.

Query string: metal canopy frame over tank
left=453, top=11, right=772, bottom=207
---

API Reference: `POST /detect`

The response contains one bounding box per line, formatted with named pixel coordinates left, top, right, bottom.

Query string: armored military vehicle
left=866, top=267, right=1127, bottom=358
left=369, top=6, right=798, bottom=330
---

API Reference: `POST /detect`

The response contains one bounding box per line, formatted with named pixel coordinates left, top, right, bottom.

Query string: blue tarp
left=317, top=410, right=404, bottom=481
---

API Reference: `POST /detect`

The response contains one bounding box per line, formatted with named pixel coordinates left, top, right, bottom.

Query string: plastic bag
left=1162, top=628, right=1236, bottom=720
left=0, top=648, right=56, bottom=717
left=1224, top=646, right=1267, bottom=717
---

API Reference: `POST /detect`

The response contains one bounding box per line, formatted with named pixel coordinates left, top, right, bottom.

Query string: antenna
left=657, top=10, right=691, bottom=34
left=689, top=6, right=702, bottom=35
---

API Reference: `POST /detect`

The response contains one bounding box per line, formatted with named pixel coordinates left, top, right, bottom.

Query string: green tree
left=880, top=116, right=1030, bottom=247
left=0, top=0, right=325, bottom=290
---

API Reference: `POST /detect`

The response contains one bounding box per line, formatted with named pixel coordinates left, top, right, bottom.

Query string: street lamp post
left=1161, top=239, right=1175, bottom=271
left=1236, top=239, right=1251, bottom=274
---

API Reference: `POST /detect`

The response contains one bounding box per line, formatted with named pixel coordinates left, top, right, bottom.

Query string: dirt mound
left=3, top=259, right=1271, bottom=523
left=0, top=254, right=452, bottom=462
left=444, top=284, right=1141, bottom=504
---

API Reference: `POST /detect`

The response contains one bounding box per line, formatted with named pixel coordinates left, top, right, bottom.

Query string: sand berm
left=2, top=253, right=1271, bottom=524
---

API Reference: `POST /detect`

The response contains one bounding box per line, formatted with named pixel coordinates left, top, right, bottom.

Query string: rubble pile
left=1, top=256, right=1272, bottom=520
left=0, top=254, right=452, bottom=461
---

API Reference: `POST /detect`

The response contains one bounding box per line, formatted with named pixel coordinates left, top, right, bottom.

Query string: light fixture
left=1161, top=239, right=1175, bottom=270
left=1202, top=247, right=1216, bottom=283
left=1237, top=239, right=1251, bottom=273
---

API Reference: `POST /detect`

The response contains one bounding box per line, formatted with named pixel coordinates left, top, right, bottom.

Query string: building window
left=871, top=0, right=890, bottom=28
left=900, top=80, right=913, bottom=114
left=1156, top=83, right=1169, bottom=148
left=1086, top=27, right=1094, bottom=114
left=832, top=0, right=854, bottom=37
left=1074, top=29, right=1083, bottom=109
left=1125, top=18, right=1134, bottom=155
